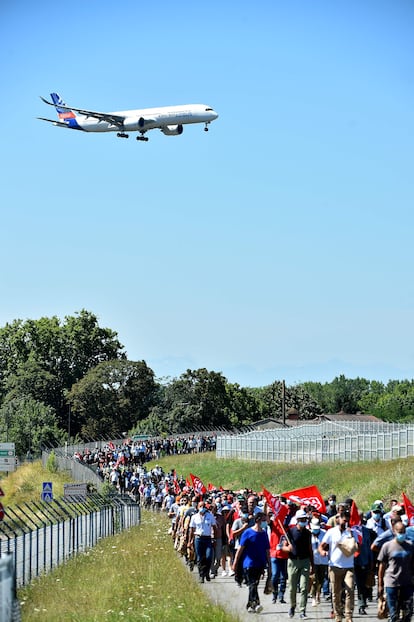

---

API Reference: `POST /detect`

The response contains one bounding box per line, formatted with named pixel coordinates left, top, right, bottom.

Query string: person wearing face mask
left=353, top=511, right=375, bottom=615
left=319, top=510, right=359, bottom=622
left=231, top=506, right=250, bottom=585
left=309, top=518, right=328, bottom=607
left=326, top=495, right=338, bottom=518
left=188, top=501, right=216, bottom=583
left=232, top=512, right=271, bottom=614
left=285, top=509, right=313, bottom=619
left=377, top=522, right=414, bottom=622
left=366, top=502, right=386, bottom=536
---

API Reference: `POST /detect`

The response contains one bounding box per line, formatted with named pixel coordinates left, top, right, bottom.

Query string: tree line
left=0, top=310, right=413, bottom=457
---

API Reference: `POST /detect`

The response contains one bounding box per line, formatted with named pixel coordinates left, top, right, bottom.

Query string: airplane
left=38, top=92, right=218, bottom=141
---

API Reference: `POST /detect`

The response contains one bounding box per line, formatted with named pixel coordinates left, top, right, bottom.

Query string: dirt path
left=196, top=571, right=380, bottom=622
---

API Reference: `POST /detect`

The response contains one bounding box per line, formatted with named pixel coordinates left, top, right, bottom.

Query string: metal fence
left=42, top=450, right=105, bottom=490
left=0, top=492, right=140, bottom=588
left=216, top=421, right=414, bottom=463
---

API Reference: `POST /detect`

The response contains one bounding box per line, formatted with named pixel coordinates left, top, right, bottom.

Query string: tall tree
left=0, top=397, right=65, bottom=457
left=0, top=310, right=125, bottom=427
left=67, top=359, right=157, bottom=438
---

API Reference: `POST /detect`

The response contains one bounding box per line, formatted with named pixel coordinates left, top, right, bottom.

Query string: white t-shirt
left=321, top=526, right=356, bottom=569
left=190, top=511, right=216, bottom=537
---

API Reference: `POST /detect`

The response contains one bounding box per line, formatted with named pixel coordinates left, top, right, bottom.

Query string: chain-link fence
left=0, top=492, right=140, bottom=588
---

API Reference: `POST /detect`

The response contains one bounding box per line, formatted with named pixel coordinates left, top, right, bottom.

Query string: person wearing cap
left=309, top=517, right=328, bottom=607
left=232, top=511, right=271, bottom=614
left=377, top=521, right=414, bottom=622
left=285, top=508, right=313, bottom=619
left=319, top=509, right=359, bottom=622
left=384, top=503, right=405, bottom=530
left=366, top=502, right=386, bottom=536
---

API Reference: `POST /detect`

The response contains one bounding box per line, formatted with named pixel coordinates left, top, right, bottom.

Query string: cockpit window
left=205, top=107, right=214, bottom=111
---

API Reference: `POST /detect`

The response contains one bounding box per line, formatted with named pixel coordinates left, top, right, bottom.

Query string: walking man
left=189, top=501, right=216, bottom=583
left=285, top=509, right=313, bottom=619
left=319, top=509, right=359, bottom=622
left=377, top=521, right=414, bottom=622
left=232, top=511, right=271, bottom=614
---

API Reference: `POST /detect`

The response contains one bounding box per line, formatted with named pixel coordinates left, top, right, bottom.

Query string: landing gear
left=117, top=132, right=129, bottom=138
left=204, top=122, right=210, bottom=132
left=136, top=135, right=149, bottom=142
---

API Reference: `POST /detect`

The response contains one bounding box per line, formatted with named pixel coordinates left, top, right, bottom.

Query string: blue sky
left=1, top=0, right=413, bottom=387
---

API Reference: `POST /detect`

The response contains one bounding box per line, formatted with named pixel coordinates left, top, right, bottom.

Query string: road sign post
left=0, top=444, right=16, bottom=473
left=41, top=482, right=53, bottom=502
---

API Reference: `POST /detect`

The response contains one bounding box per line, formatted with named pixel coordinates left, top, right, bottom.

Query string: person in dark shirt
left=285, top=509, right=313, bottom=619
left=377, top=522, right=414, bottom=622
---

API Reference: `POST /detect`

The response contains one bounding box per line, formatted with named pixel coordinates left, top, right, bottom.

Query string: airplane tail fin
left=50, top=93, right=77, bottom=121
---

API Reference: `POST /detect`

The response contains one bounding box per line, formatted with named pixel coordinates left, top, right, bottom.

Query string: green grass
left=0, top=460, right=73, bottom=506
left=12, top=452, right=414, bottom=621
left=18, top=512, right=234, bottom=622
left=159, top=452, right=414, bottom=510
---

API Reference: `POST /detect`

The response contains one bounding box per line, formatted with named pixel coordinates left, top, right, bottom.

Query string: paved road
left=196, top=571, right=380, bottom=622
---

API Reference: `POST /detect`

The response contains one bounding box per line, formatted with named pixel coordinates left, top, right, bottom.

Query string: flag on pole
left=402, top=492, right=414, bottom=526
left=190, top=473, right=207, bottom=495
left=281, top=485, right=326, bottom=513
left=349, top=500, right=361, bottom=527
left=172, top=474, right=181, bottom=495
left=262, top=487, right=289, bottom=524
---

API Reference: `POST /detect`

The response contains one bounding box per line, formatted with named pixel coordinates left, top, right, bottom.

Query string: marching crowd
left=167, top=487, right=414, bottom=620
left=73, top=434, right=216, bottom=468
left=73, top=442, right=413, bottom=620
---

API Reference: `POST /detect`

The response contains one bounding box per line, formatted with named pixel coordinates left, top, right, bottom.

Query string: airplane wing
left=40, top=96, right=126, bottom=127
left=37, top=117, right=73, bottom=128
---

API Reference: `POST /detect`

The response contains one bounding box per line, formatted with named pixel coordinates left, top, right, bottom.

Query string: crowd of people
left=72, top=435, right=216, bottom=494
left=72, top=442, right=413, bottom=620
left=167, top=487, right=414, bottom=620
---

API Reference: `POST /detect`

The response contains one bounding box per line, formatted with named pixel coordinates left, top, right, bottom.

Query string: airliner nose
left=212, top=110, right=218, bottom=120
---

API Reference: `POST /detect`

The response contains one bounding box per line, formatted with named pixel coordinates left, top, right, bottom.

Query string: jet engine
left=122, top=117, right=155, bottom=131
left=161, top=124, right=184, bottom=136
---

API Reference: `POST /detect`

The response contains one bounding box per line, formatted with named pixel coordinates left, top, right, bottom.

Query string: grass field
left=154, top=451, right=414, bottom=511
left=7, top=452, right=414, bottom=621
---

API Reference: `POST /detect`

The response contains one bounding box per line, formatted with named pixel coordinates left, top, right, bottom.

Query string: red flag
left=190, top=473, right=207, bottom=495
left=173, top=476, right=180, bottom=495
left=208, top=483, right=214, bottom=491
left=402, top=492, right=414, bottom=526
left=263, top=487, right=289, bottom=524
left=108, top=441, right=115, bottom=451
left=281, top=485, right=326, bottom=513
left=349, top=500, right=361, bottom=527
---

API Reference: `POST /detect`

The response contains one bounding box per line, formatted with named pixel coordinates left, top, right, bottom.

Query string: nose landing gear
left=117, top=132, right=129, bottom=138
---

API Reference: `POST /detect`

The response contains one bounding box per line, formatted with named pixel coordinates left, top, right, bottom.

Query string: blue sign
left=42, top=482, right=53, bottom=502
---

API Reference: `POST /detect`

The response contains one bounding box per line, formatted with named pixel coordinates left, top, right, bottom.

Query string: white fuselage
left=77, top=104, right=217, bottom=132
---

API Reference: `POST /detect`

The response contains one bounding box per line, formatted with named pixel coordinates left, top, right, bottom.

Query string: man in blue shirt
left=232, top=511, right=270, bottom=614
